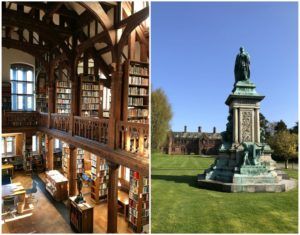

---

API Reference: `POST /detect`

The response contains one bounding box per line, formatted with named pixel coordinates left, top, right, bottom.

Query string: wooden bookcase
left=123, top=60, right=149, bottom=123
left=80, top=75, right=100, bottom=117
left=2, top=82, right=11, bottom=111
left=36, top=93, right=48, bottom=112
left=69, top=196, right=94, bottom=233
left=90, top=154, right=109, bottom=203
left=53, top=150, right=62, bottom=170
left=128, top=170, right=149, bottom=233
left=56, top=80, right=71, bottom=114
left=62, top=143, right=70, bottom=178
left=77, top=148, right=84, bottom=174
left=45, top=170, right=68, bottom=201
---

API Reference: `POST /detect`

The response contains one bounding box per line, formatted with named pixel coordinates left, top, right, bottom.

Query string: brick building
left=165, top=126, right=222, bottom=155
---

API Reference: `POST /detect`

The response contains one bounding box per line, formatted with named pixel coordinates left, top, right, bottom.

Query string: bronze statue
left=75, top=173, right=85, bottom=204
left=234, top=47, right=250, bottom=82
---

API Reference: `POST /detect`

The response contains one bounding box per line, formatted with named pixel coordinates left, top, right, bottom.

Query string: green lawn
left=151, top=153, right=298, bottom=233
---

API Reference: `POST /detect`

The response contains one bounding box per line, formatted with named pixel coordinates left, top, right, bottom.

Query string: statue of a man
left=234, top=47, right=251, bottom=82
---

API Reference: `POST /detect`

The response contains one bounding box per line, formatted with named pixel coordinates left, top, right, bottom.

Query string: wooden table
left=2, top=164, right=14, bottom=178
left=2, top=182, right=26, bottom=202
left=118, top=190, right=129, bottom=220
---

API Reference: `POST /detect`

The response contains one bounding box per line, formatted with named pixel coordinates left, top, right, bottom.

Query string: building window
left=32, top=135, right=37, bottom=152
left=11, top=64, right=35, bottom=111
left=125, top=167, right=130, bottom=182
left=55, top=139, right=61, bottom=149
left=1, top=137, right=15, bottom=155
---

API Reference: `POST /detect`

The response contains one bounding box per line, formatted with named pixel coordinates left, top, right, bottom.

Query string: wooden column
left=47, top=135, right=54, bottom=170
left=69, top=145, right=77, bottom=196
left=37, top=132, right=43, bottom=154
left=107, top=161, right=120, bottom=233
left=108, top=64, right=123, bottom=149
left=48, top=62, right=56, bottom=128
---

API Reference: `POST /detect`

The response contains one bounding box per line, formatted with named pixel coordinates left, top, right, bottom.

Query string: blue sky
left=151, top=2, right=298, bottom=133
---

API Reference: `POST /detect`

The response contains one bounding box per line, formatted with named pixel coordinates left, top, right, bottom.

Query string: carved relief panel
left=240, top=110, right=252, bottom=142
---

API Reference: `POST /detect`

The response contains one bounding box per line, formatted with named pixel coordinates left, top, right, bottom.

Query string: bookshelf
left=90, top=154, right=109, bottom=203
left=53, top=151, right=62, bottom=170
left=62, top=143, right=70, bottom=178
left=77, top=148, right=84, bottom=174
left=56, top=80, right=71, bottom=114
left=36, top=93, right=48, bottom=112
left=69, top=196, right=94, bottom=233
left=2, top=82, right=11, bottom=111
left=128, top=170, right=149, bottom=233
left=123, top=60, right=149, bottom=123
left=80, top=75, right=100, bottom=117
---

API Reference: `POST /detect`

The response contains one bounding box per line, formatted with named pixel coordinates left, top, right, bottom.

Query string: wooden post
left=107, top=161, right=119, bottom=233
left=108, top=64, right=123, bottom=149
left=47, top=135, right=54, bottom=170
left=69, top=145, right=77, bottom=196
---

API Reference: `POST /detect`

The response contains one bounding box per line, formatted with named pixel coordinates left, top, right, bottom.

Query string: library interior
left=1, top=2, right=149, bottom=233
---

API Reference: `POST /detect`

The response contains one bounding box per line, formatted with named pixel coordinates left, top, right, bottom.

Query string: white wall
left=2, top=47, right=35, bottom=82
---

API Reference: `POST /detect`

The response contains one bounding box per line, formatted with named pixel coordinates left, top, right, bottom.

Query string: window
left=55, top=139, right=60, bottom=149
left=11, top=64, right=35, bottom=111
left=125, top=167, right=130, bottom=182
left=1, top=137, right=15, bottom=155
left=32, top=135, right=37, bottom=152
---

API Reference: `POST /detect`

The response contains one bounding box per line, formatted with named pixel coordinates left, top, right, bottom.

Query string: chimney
left=213, top=126, right=216, bottom=133
left=198, top=126, right=202, bottom=133
left=184, top=125, right=187, bottom=132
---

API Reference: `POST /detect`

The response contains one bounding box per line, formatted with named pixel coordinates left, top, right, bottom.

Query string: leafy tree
left=290, top=122, right=298, bottom=134
left=151, top=88, right=172, bottom=151
left=274, top=120, right=288, bottom=133
left=268, top=130, right=298, bottom=169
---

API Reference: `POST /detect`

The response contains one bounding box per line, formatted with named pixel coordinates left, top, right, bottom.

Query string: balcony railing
left=2, top=111, right=39, bottom=127
left=74, top=116, right=109, bottom=144
left=117, top=121, right=149, bottom=157
left=2, top=111, right=149, bottom=158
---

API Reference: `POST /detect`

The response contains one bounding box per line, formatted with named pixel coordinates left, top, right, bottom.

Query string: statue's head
left=239, top=47, right=245, bottom=53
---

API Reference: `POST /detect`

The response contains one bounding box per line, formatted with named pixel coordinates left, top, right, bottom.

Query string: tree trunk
left=285, top=159, right=289, bottom=169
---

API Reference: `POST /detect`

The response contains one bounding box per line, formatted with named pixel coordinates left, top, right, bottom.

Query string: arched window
left=10, top=64, right=35, bottom=111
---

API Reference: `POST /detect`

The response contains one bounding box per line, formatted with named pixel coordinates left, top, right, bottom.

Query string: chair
left=2, top=196, right=17, bottom=217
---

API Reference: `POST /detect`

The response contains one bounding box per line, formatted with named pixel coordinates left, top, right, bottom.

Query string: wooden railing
left=50, top=113, right=70, bottom=132
left=3, top=111, right=149, bottom=158
left=2, top=111, right=39, bottom=127
left=39, top=112, right=48, bottom=128
left=117, top=121, right=149, bottom=157
left=74, top=116, right=109, bottom=144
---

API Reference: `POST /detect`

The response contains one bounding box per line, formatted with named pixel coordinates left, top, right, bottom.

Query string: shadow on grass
left=151, top=174, right=199, bottom=188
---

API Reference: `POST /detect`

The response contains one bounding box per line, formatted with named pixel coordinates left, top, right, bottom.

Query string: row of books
left=82, top=91, right=99, bottom=97
left=128, top=108, right=148, bottom=118
left=129, top=65, right=149, bottom=76
left=57, top=81, right=71, bottom=88
left=57, top=94, right=71, bottom=99
left=57, top=108, right=71, bottom=114
left=82, top=97, right=99, bottom=103
left=56, top=88, right=71, bottom=94
left=82, top=84, right=99, bottom=91
left=128, top=97, right=145, bottom=106
left=129, top=76, right=149, bottom=86
left=129, top=87, right=148, bottom=96
left=57, top=99, right=71, bottom=104
left=82, top=103, right=99, bottom=110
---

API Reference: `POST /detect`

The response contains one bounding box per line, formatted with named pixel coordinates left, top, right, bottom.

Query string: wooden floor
left=2, top=171, right=132, bottom=233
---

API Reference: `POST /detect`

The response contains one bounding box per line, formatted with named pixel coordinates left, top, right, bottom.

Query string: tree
left=290, top=122, right=298, bottom=134
left=268, top=130, right=298, bottom=169
left=151, top=88, right=172, bottom=151
left=274, top=120, right=288, bottom=133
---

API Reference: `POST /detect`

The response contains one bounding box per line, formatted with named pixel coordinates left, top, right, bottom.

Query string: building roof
left=171, top=131, right=222, bottom=140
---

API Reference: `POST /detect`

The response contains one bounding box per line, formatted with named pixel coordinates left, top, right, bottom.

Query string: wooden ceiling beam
left=44, top=2, right=63, bottom=19
left=76, top=31, right=107, bottom=54
left=9, top=2, right=47, bottom=11
left=3, top=9, right=72, bottom=43
left=2, top=37, right=48, bottom=57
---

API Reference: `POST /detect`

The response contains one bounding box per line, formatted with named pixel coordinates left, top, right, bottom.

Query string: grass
left=151, top=153, right=298, bottom=233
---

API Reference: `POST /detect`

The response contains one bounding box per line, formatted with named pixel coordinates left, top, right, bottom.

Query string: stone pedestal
left=198, top=80, right=295, bottom=192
